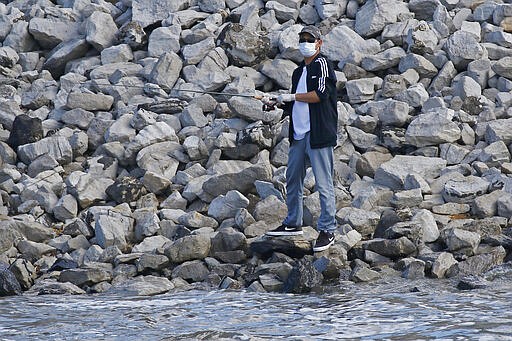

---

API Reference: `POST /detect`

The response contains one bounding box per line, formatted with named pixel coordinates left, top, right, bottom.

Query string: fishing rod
left=78, top=81, right=278, bottom=110
left=80, top=81, right=266, bottom=98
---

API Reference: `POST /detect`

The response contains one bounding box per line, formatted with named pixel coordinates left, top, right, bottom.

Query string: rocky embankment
left=1, top=0, right=512, bottom=296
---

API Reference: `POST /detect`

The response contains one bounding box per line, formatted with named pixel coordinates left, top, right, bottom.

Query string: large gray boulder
left=336, top=207, right=380, bottom=237
left=220, top=23, right=271, bottom=67
left=208, top=190, right=250, bottom=222
left=405, top=111, right=461, bottom=147
left=283, top=257, right=323, bottom=293
left=67, top=90, right=114, bottom=111
left=43, top=38, right=90, bottom=78
left=364, top=237, right=417, bottom=258
left=444, top=31, right=486, bottom=70
left=28, top=17, right=80, bottom=49
left=59, top=268, right=112, bottom=287
left=443, top=176, right=490, bottom=204
left=0, top=263, right=22, bottom=296
left=132, top=0, right=189, bottom=28
left=355, top=0, right=409, bottom=37
left=94, top=214, right=130, bottom=251
left=374, top=155, right=447, bottom=190
left=107, top=275, right=174, bottom=296
left=322, top=25, right=380, bottom=63
left=164, top=234, right=211, bottom=263
left=148, top=52, right=183, bottom=91
left=17, top=136, right=73, bottom=165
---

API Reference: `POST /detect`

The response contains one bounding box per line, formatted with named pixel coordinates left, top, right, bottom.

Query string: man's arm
left=295, top=91, right=320, bottom=103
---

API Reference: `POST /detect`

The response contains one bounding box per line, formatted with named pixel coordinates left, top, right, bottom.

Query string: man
left=265, top=26, right=338, bottom=252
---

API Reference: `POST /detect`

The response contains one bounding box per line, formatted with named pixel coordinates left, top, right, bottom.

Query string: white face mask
left=299, top=42, right=317, bottom=57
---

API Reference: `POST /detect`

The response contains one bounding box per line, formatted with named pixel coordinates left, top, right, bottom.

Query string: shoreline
left=1, top=0, right=512, bottom=297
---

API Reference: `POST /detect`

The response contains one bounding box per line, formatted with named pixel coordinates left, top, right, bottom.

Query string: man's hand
left=259, top=93, right=275, bottom=105
left=276, top=93, right=296, bottom=105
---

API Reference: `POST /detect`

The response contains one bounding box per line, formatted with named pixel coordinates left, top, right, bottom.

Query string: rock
left=485, top=118, right=512, bottom=145
left=201, top=154, right=273, bottom=199
left=453, top=76, right=482, bottom=100
left=259, top=58, right=297, bottom=90
left=398, top=258, right=425, bottom=279
left=108, top=275, right=174, bottom=296
left=492, top=56, right=512, bottom=79
left=355, top=0, right=409, bottom=37
left=399, top=53, right=438, bottom=78
left=101, top=44, right=134, bottom=64
left=406, top=20, right=439, bottom=54
left=0, top=46, right=19, bottom=68
left=67, top=90, right=114, bottom=111
left=53, top=194, right=78, bottom=222
left=444, top=31, right=485, bottom=70
left=28, top=18, right=80, bottom=49
left=6, top=114, right=43, bottom=150
left=322, top=25, right=379, bottom=63
left=9, top=258, right=36, bottom=291
left=177, top=211, right=218, bottom=230
left=405, top=111, right=461, bottom=147
left=457, top=275, right=490, bottom=290
left=47, top=257, right=78, bottom=273
left=444, top=228, right=480, bottom=254
left=374, top=155, right=446, bottom=190
left=411, top=209, right=440, bottom=243
left=211, top=228, right=248, bottom=263
left=283, top=257, right=323, bottom=293
left=0, top=263, right=22, bottom=296
left=17, top=135, right=72, bottom=166
left=361, top=47, right=406, bottom=72
left=252, top=195, right=288, bottom=224
left=59, top=268, right=112, bottom=287
left=472, top=190, right=504, bottom=218
left=85, top=11, right=118, bottom=51
left=94, top=214, right=130, bottom=251
left=35, top=280, right=86, bottom=295
left=208, top=190, right=250, bottom=222
left=345, top=77, right=382, bottom=104
left=364, top=237, right=417, bottom=258
left=106, top=177, right=146, bottom=204
left=17, top=240, right=56, bottom=263
left=171, top=260, right=209, bottom=282
left=66, top=172, right=114, bottom=208
left=443, top=176, right=489, bottom=204
left=164, top=234, right=211, bottom=263
left=448, top=246, right=506, bottom=277
left=220, top=23, right=270, bottom=67
left=228, top=96, right=282, bottom=123
left=250, top=236, right=313, bottom=259
left=133, top=209, right=160, bottom=242
left=132, top=235, right=170, bottom=254
left=350, top=265, right=381, bottom=282
left=336, top=207, right=380, bottom=237
left=148, top=52, right=183, bottom=91
left=43, top=38, right=90, bottom=78
left=136, top=254, right=170, bottom=272
left=425, top=252, right=458, bottom=279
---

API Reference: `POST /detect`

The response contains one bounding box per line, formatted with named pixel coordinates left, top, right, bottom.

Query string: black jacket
left=283, top=53, right=338, bottom=149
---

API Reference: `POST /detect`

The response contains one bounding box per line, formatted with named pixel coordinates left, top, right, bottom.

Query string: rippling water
left=1, top=277, right=511, bottom=340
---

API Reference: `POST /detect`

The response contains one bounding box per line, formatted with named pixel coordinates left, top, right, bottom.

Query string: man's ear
left=316, top=40, right=323, bottom=49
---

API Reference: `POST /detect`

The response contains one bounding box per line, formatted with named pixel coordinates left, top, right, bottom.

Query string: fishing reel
left=259, top=96, right=278, bottom=112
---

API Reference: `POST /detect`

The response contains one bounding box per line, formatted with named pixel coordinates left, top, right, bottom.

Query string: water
left=1, top=278, right=511, bottom=340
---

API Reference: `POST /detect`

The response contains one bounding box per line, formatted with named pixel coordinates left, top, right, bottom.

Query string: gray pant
left=282, top=133, right=337, bottom=233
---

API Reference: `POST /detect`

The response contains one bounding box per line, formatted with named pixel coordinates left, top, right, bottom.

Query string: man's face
left=299, top=33, right=317, bottom=44
left=298, top=33, right=322, bottom=56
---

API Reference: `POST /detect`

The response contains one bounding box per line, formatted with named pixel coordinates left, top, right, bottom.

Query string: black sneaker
left=313, top=231, right=335, bottom=252
left=266, top=224, right=303, bottom=236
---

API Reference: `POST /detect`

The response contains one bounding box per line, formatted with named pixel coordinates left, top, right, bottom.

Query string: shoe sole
left=266, top=231, right=304, bottom=236
left=313, top=239, right=335, bottom=252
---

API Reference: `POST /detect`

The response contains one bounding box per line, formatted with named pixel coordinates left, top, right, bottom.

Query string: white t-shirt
left=292, top=66, right=310, bottom=140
